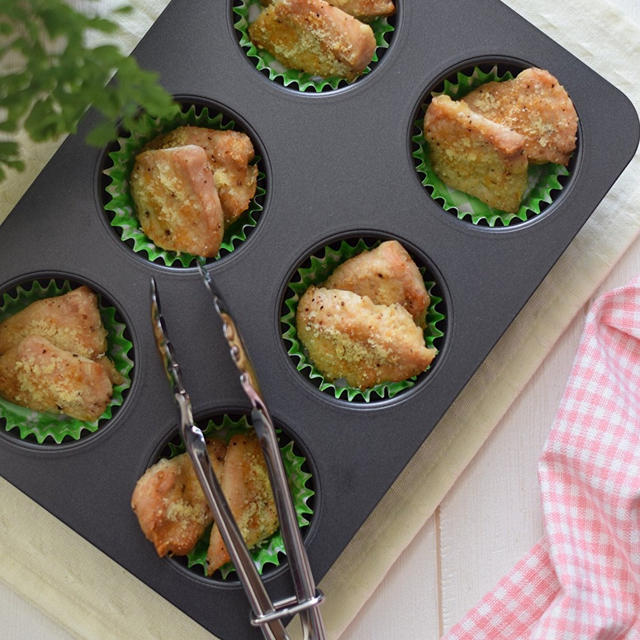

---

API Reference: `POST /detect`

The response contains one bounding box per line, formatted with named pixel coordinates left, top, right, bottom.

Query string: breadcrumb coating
left=424, top=95, right=529, bottom=213
left=249, top=0, right=376, bottom=81
left=145, top=126, right=258, bottom=226
left=260, top=0, right=394, bottom=20
left=132, top=432, right=278, bottom=570
left=0, top=335, right=113, bottom=422
left=130, top=145, right=224, bottom=257
left=0, top=286, right=106, bottom=361
left=326, top=240, right=430, bottom=328
left=0, top=285, right=122, bottom=390
left=322, top=0, right=394, bottom=19
left=463, top=68, right=578, bottom=166
left=207, top=433, right=278, bottom=574
left=296, top=287, right=436, bottom=389
left=131, top=439, right=227, bottom=557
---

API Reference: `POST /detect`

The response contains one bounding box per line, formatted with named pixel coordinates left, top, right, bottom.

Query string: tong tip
left=150, top=276, right=159, bottom=304
left=197, top=264, right=226, bottom=316
left=197, top=263, right=212, bottom=290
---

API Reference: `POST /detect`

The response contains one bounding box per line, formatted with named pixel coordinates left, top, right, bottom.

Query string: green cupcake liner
left=167, top=414, right=314, bottom=580
left=104, top=104, right=266, bottom=267
left=281, top=238, right=446, bottom=402
left=412, top=65, right=571, bottom=227
left=233, top=0, right=395, bottom=92
left=0, top=280, right=133, bottom=445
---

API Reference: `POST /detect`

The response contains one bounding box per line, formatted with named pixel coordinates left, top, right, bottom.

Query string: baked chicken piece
left=424, top=94, right=528, bottom=213
left=207, top=432, right=278, bottom=575
left=249, top=0, right=376, bottom=81
left=319, top=0, right=394, bottom=19
left=0, top=286, right=121, bottom=385
left=296, top=287, right=436, bottom=389
left=0, top=335, right=113, bottom=422
left=130, top=144, right=224, bottom=257
left=0, top=286, right=106, bottom=361
left=259, top=0, right=394, bottom=20
left=131, top=439, right=227, bottom=557
left=463, top=68, right=578, bottom=166
left=325, top=240, right=429, bottom=328
left=145, top=126, right=258, bottom=226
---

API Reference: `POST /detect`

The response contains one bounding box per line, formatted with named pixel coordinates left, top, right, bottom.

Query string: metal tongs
left=150, top=275, right=326, bottom=640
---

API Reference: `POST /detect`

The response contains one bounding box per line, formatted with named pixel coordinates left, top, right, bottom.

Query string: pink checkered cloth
left=443, top=277, right=640, bottom=639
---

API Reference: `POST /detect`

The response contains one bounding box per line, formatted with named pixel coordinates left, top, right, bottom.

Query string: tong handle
left=197, top=267, right=326, bottom=638
left=251, top=409, right=327, bottom=640
left=250, top=591, right=324, bottom=627
left=175, top=395, right=290, bottom=640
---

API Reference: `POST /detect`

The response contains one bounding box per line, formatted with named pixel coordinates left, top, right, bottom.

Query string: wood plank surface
left=439, top=316, right=583, bottom=630
left=340, top=518, right=440, bottom=639
left=0, top=581, right=73, bottom=640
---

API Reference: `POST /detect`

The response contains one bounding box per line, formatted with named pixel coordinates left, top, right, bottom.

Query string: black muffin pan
left=0, top=1, right=637, bottom=638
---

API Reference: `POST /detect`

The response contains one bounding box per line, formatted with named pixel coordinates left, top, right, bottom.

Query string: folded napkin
left=444, top=277, right=640, bottom=639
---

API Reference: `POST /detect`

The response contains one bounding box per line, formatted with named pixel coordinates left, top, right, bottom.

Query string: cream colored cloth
left=1, top=1, right=639, bottom=639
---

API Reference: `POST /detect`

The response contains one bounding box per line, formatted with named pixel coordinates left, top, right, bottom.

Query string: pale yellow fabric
left=1, top=1, right=639, bottom=639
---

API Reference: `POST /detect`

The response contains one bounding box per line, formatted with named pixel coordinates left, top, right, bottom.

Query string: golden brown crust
left=132, top=433, right=278, bottom=568
left=131, top=439, right=226, bottom=557
left=130, top=145, right=224, bottom=257
left=207, top=433, right=278, bottom=574
left=260, top=0, right=394, bottom=19
left=463, top=68, right=578, bottom=166
left=424, top=95, right=529, bottom=213
left=0, top=335, right=113, bottom=422
left=325, top=240, right=429, bottom=328
left=95, top=354, right=125, bottom=386
left=326, top=0, right=394, bottom=19
left=296, top=287, right=436, bottom=389
left=249, top=0, right=376, bottom=81
left=0, top=286, right=107, bottom=360
left=145, top=127, right=258, bottom=226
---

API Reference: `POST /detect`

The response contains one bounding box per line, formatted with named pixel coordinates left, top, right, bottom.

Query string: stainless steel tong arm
left=175, top=394, right=289, bottom=640
left=197, top=266, right=327, bottom=640
left=250, top=408, right=327, bottom=640
left=149, top=278, right=290, bottom=640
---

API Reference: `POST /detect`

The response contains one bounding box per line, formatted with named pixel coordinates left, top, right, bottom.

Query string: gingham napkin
left=444, top=276, right=640, bottom=639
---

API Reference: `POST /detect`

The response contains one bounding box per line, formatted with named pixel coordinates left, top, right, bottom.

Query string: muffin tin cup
left=412, top=64, right=572, bottom=227
left=232, top=0, right=396, bottom=92
left=0, top=279, right=133, bottom=445
left=103, top=101, right=266, bottom=268
left=281, top=237, right=446, bottom=402
left=156, top=413, right=314, bottom=581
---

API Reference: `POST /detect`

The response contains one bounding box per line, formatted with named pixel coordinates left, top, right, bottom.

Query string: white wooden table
left=2, top=1, right=639, bottom=637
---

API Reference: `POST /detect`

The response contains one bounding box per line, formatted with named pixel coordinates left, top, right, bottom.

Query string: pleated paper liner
left=232, top=0, right=395, bottom=92
left=103, top=103, right=266, bottom=268
left=0, top=280, right=133, bottom=445
left=281, top=238, right=446, bottom=402
left=165, top=414, right=314, bottom=580
left=412, top=65, right=571, bottom=227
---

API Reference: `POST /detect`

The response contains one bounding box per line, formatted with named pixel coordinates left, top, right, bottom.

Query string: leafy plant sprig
left=0, top=0, right=178, bottom=181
